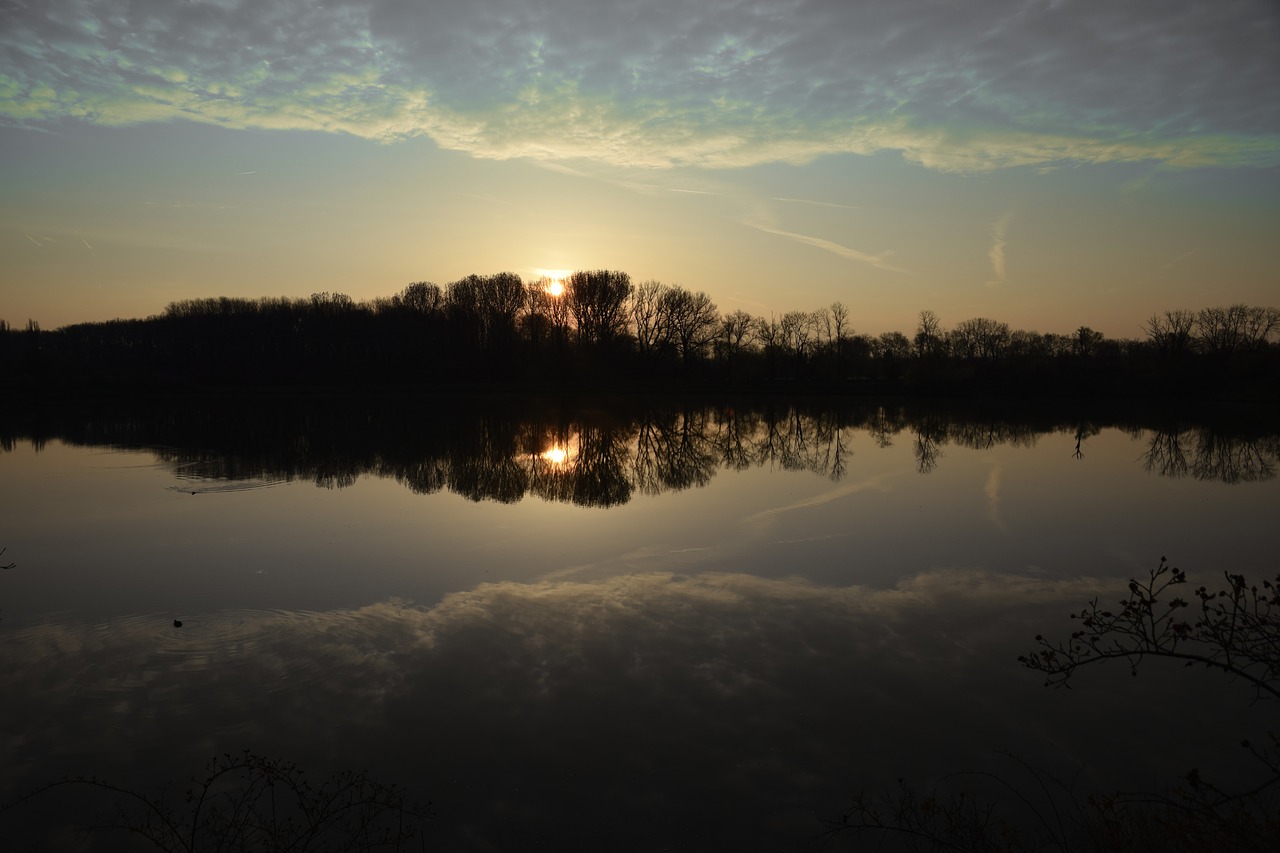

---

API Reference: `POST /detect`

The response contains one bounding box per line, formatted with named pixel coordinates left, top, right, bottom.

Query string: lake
left=1, top=394, right=1276, bottom=850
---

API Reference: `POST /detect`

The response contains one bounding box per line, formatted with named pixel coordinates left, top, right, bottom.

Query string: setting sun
left=535, top=269, right=571, bottom=297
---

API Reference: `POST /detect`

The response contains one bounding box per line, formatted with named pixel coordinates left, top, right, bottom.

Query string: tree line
left=2, top=270, right=1277, bottom=394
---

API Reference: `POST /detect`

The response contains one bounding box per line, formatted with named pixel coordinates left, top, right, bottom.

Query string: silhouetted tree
left=1145, top=309, right=1196, bottom=357
left=1072, top=326, right=1104, bottom=358
left=1021, top=558, right=1279, bottom=808
left=828, top=301, right=851, bottom=377
left=397, top=280, right=443, bottom=314
left=914, top=309, right=946, bottom=358
left=716, top=309, right=758, bottom=380
left=631, top=279, right=671, bottom=360
left=780, top=310, right=818, bottom=375
left=1194, top=305, right=1280, bottom=355
left=565, top=269, right=633, bottom=348
left=661, top=286, right=719, bottom=370
left=950, top=317, right=1011, bottom=361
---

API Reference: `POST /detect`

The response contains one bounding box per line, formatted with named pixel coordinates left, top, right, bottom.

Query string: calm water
left=1, top=396, right=1276, bottom=850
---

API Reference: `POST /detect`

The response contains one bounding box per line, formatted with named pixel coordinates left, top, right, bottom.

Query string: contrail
left=770, top=196, right=862, bottom=210
left=986, top=210, right=1014, bottom=287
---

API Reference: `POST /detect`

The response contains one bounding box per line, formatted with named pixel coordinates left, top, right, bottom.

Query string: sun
left=534, top=268, right=571, bottom=297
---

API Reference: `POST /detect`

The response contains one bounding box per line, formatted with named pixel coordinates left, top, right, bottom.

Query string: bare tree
left=661, top=286, right=719, bottom=367
left=565, top=269, right=633, bottom=346
left=631, top=280, right=672, bottom=358
left=1073, top=326, right=1104, bottom=357
left=780, top=310, right=817, bottom=366
left=914, top=309, right=945, bottom=358
left=717, top=309, right=757, bottom=367
left=1145, top=309, right=1196, bottom=356
left=396, top=281, right=443, bottom=314
left=950, top=317, right=1011, bottom=360
left=876, top=331, right=911, bottom=361
left=1195, top=305, right=1280, bottom=355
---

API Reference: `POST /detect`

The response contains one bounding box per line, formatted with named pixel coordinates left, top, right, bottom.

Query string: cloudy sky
left=3, top=0, right=1277, bottom=335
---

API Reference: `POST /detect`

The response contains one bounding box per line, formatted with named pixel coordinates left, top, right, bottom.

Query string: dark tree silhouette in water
left=5, top=751, right=429, bottom=852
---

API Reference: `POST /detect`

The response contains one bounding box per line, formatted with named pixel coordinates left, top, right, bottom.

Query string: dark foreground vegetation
left=834, top=559, right=1280, bottom=852
left=6, top=751, right=430, bottom=853
left=3, top=271, right=1278, bottom=398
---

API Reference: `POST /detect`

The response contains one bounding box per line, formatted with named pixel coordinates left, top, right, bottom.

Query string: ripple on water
left=167, top=477, right=286, bottom=495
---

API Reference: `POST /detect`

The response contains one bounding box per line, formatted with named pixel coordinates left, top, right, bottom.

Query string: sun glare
left=535, top=268, right=571, bottom=297
left=534, top=430, right=577, bottom=467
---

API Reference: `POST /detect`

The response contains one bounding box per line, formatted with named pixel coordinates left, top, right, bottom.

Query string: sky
left=2, top=0, right=1278, bottom=338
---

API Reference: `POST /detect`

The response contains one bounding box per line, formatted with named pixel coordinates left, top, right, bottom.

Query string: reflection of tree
left=774, top=409, right=813, bottom=472
left=746, top=407, right=851, bottom=479
left=633, top=409, right=717, bottom=494
left=10, top=398, right=1278, bottom=508
left=911, top=415, right=947, bottom=475
left=1191, top=432, right=1279, bottom=485
left=571, top=424, right=634, bottom=507
left=533, top=423, right=634, bottom=507
left=448, top=418, right=529, bottom=503
left=811, top=411, right=850, bottom=481
left=867, top=405, right=905, bottom=450
left=1143, top=429, right=1280, bottom=484
left=394, top=459, right=447, bottom=495
left=1072, top=423, right=1101, bottom=460
left=948, top=419, right=1039, bottom=452
left=708, top=407, right=757, bottom=471
left=1142, top=430, right=1191, bottom=478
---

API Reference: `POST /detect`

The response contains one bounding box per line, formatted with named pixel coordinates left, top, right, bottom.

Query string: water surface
left=1, top=396, right=1276, bottom=849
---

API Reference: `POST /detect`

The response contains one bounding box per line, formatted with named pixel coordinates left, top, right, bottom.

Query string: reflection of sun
left=541, top=446, right=569, bottom=465
left=535, top=268, right=571, bottom=297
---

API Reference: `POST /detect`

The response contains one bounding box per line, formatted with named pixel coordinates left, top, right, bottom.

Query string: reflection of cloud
left=4, top=1, right=1275, bottom=172
left=985, top=463, right=1005, bottom=530
left=2, top=568, right=1265, bottom=849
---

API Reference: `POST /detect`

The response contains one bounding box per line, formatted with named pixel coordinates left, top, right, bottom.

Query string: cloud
left=986, top=210, right=1014, bottom=287
left=2, top=1, right=1277, bottom=172
left=771, top=197, right=863, bottom=210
